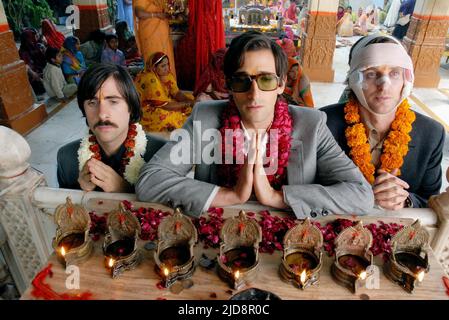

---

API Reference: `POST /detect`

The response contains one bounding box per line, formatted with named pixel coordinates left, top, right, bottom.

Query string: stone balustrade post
left=0, top=126, right=51, bottom=293
left=428, top=167, right=449, bottom=271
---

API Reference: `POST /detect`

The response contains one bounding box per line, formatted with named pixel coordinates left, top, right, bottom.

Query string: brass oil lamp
left=103, top=203, right=141, bottom=278
left=52, top=197, right=93, bottom=267
left=279, top=218, right=323, bottom=289
left=384, top=220, right=430, bottom=293
left=331, top=221, right=374, bottom=293
left=154, top=207, right=197, bottom=288
left=217, top=210, right=262, bottom=290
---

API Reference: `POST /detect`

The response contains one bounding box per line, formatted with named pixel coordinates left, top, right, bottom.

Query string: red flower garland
left=217, top=98, right=293, bottom=191
left=88, top=124, right=138, bottom=175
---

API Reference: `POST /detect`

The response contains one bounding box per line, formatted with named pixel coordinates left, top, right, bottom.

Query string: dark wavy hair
left=224, top=31, right=288, bottom=86
left=77, top=63, right=142, bottom=123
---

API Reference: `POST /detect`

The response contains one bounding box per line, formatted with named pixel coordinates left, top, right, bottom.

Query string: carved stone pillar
left=73, top=0, right=113, bottom=43
left=300, top=0, right=339, bottom=82
left=0, top=126, right=51, bottom=293
left=403, top=0, right=449, bottom=87
left=0, top=1, right=47, bottom=135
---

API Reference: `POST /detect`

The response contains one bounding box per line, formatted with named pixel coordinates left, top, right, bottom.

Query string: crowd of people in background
left=19, top=3, right=144, bottom=105
left=336, top=0, right=416, bottom=39
left=17, top=0, right=417, bottom=137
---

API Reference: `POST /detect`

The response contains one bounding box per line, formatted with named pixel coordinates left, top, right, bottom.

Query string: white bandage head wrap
left=347, top=33, right=414, bottom=115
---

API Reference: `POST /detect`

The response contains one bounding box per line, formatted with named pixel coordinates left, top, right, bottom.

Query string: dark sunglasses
left=227, top=73, right=280, bottom=93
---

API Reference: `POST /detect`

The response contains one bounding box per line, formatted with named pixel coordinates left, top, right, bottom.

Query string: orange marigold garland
left=344, top=97, right=416, bottom=184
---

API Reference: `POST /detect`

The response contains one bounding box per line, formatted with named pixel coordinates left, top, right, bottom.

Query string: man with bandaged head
left=322, top=34, right=445, bottom=210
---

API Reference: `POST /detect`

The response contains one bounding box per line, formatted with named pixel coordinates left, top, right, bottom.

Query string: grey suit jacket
left=57, top=134, right=167, bottom=190
left=136, top=100, right=374, bottom=217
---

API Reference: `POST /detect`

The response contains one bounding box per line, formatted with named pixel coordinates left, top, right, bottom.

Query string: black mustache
left=94, top=120, right=118, bottom=129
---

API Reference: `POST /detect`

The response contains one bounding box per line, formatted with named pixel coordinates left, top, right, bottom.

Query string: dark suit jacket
left=321, top=103, right=445, bottom=208
left=57, top=134, right=167, bottom=190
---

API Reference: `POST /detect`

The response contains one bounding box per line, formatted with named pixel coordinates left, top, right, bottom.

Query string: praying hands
left=211, top=132, right=288, bottom=209
left=78, top=158, right=131, bottom=193
left=373, top=168, right=410, bottom=210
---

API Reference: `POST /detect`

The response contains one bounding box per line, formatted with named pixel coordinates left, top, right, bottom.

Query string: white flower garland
left=77, top=123, right=147, bottom=185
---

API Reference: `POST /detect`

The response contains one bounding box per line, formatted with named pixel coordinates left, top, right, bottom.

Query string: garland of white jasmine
left=77, top=123, right=147, bottom=185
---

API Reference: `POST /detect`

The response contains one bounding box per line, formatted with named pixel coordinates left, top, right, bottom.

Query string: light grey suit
left=136, top=100, right=374, bottom=218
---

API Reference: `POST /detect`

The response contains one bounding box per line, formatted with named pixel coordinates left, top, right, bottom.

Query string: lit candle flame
left=60, top=246, right=66, bottom=256
left=359, top=271, right=367, bottom=280
left=163, top=268, right=169, bottom=277
left=108, top=258, right=114, bottom=268
left=234, top=270, right=240, bottom=280
left=300, top=270, right=307, bottom=284
left=417, top=271, right=425, bottom=282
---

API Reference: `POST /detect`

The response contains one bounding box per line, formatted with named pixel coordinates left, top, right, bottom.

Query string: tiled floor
left=24, top=36, right=449, bottom=192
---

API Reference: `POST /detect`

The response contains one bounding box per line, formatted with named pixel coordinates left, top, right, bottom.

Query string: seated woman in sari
left=193, top=48, right=228, bottom=102
left=284, top=1, right=298, bottom=24
left=19, top=28, right=47, bottom=95
left=282, top=58, right=314, bottom=107
left=116, top=20, right=134, bottom=53
left=276, top=35, right=297, bottom=58
left=135, top=52, right=194, bottom=132
left=80, top=29, right=106, bottom=66
left=41, top=19, right=65, bottom=50
left=337, top=8, right=354, bottom=37
left=61, top=36, right=87, bottom=85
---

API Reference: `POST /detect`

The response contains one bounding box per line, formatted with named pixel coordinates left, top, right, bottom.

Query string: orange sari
left=283, top=58, right=314, bottom=108
left=133, top=0, right=176, bottom=78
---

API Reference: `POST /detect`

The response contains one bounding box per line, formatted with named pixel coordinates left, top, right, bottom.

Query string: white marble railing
left=1, top=125, right=449, bottom=294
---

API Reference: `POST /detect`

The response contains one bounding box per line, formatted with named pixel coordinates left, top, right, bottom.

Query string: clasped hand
left=226, top=131, right=287, bottom=209
left=78, top=158, right=131, bottom=193
left=373, top=168, right=409, bottom=210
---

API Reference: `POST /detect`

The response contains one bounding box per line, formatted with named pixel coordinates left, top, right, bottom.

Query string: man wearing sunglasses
left=321, top=34, right=444, bottom=209
left=136, top=31, right=374, bottom=218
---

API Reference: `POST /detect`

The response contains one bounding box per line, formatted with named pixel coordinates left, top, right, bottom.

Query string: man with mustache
left=136, top=31, right=374, bottom=218
left=57, top=63, right=166, bottom=192
left=321, top=34, right=445, bottom=209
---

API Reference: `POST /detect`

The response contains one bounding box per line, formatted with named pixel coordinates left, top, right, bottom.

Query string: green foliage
left=4, top=0, right=55, bottom=38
